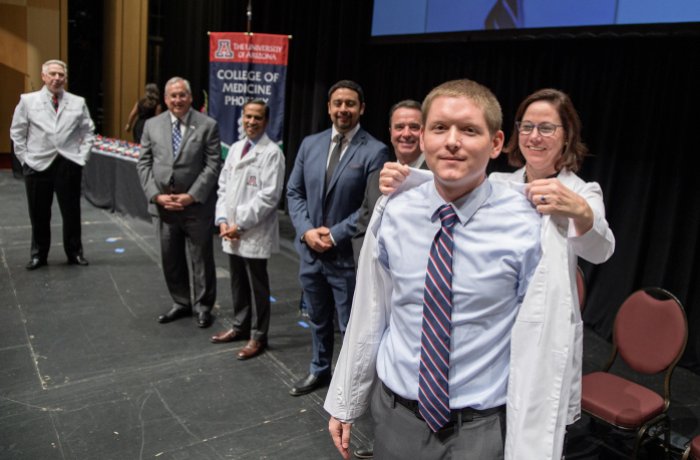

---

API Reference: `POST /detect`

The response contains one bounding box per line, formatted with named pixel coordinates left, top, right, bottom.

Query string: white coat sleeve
left=9, top=97, right=29, bottom=164
left=567, top=181, right=615, bottom=264
left=324, top=195, right=392, bottom=423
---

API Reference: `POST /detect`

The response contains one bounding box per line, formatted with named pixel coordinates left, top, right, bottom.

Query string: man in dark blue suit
left=287, top=80, right=389, bottom=396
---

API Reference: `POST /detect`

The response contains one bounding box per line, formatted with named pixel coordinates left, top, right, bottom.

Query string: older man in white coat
left=10, top=59, right=95, bottom=270
left=210, top=100, right=285, bottom=360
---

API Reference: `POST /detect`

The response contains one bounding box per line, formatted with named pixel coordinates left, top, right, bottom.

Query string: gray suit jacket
left=137, top=109, right=222, bottom=221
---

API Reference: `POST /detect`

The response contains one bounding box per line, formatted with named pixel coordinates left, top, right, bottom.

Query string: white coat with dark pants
left=10, top=86, right=95, bottom=261
left=215, top=133, right=285, bottom=341
left=137, top=109, right=222, bottom=313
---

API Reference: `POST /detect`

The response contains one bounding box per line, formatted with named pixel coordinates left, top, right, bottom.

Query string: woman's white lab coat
left=491, top=168, right=615, bottom=459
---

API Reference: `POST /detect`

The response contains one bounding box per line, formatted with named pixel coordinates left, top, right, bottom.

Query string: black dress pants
left=24, top=155, right=83, bottom=260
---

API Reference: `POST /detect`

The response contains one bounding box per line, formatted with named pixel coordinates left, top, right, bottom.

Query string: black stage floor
left=0, top=170, right=698, bottom=459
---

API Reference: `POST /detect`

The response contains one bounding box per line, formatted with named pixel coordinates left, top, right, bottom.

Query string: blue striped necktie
left=172, top=119, right=182, bottom=156
left=418, top=203, right=458, bottom=432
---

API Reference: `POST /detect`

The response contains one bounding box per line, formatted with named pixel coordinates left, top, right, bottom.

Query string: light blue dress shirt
left=376, top=178, right=541, bottom=410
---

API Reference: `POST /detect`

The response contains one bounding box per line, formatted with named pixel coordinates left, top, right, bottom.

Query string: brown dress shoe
left=210, top=329, right=249, bottom=344
left=236, top=339, right=266, bottom=360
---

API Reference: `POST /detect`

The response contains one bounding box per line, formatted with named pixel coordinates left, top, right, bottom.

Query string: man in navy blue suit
left=287, top=80, right=389, bottom=396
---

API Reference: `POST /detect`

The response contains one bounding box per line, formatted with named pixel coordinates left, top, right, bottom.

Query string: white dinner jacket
left=10, top=86, right=95, bottom=170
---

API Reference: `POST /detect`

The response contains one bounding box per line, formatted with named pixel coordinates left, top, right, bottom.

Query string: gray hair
left=165, top=77, right=192, bottom=95
left=42, top=59, right=68, bottom=76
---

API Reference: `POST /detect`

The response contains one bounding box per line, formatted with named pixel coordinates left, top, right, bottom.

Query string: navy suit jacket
left=287, top=127, right=389, bottom=268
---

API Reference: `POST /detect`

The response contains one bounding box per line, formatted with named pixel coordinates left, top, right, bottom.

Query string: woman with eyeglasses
left=491, top=88, right=614, bottom=249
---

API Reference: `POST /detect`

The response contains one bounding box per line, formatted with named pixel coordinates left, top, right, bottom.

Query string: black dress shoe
left=67, top=255, right=89, bottom=266
left=197, top=311, right=213, bottom=328
left=354, top=446, right=374, bottom=458
left=289, top=373, right=331, bottom=396
left=26, top=257, right=47, bottom=270
left=157, top=306, right=192, bottom=323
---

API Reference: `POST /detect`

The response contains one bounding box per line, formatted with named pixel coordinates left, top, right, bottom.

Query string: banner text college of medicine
left=209, top=32, right=289, bottom=157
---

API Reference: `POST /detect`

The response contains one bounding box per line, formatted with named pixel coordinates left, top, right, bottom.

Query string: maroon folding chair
left=581, top=287, right=688, bottom=458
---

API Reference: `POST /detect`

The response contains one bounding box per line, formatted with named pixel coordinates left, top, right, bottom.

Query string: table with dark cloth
left=82, top=139, right=151, bottom=222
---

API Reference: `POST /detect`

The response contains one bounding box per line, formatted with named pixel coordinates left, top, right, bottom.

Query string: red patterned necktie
left=418, top=203, right=458, bottom=432
left=241, top=141, right=251, bottom=158
left=52, top=94, right=59, bottom=112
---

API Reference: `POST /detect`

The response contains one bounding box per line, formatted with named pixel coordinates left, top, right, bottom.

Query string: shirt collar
left=428, top=177, right=493, bottom=227
left=247, top=133, right=264, bottom=147
left=169, top=109, right=191, bottom=126
left=405, top=153, right=425, bottom=168
left=43, top=86, right=62, bottom=101
left=331, top=123, right=361, bottom=145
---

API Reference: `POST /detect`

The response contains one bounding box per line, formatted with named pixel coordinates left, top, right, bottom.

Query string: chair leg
left=633, top=425, right=650, bottom=459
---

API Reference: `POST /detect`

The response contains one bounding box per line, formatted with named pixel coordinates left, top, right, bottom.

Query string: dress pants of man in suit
left=299, top=257, right=355, bottom=377
left=157, top=212, right=216, bottom=313
left=228, top=254, right=270, bottom=342
left=24, top=155, right=83, bottom=261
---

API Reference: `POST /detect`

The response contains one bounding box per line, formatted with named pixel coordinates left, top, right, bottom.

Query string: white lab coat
left=10, top=86, right=95, bottom=170
left=492, top=169, right=614, bottom=458
left=214, top=133, right=285, bottom=259
left=325, top=167, right=614, bottom=459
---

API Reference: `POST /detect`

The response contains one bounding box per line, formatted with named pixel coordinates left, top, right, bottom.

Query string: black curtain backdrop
left=152, top=0, right=700, bottom=372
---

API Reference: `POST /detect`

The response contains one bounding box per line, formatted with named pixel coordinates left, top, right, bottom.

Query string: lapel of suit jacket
left=315, top=130, right=333, bottom=205
left=326, top=128, right=365, bottom=197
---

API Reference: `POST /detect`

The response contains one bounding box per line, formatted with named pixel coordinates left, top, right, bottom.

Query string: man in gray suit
left=137, top=77, right=222, bottom=328
left=10, top=59, right=95, bottom=270
left=286, top=80, right=389, bottom=396
left=351, top=99, right=426, bottom=266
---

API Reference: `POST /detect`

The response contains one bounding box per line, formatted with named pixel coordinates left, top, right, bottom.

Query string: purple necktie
left=418, top=203, right=458, bottom=432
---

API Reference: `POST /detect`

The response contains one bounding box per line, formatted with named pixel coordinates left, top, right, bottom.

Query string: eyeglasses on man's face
left=516, top=121, right=562, bottom=136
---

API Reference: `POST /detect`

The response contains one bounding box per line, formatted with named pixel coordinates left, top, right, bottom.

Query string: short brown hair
left=422, top=79, right=502, bottom=136
left=504, top=88, right=588, bottom=173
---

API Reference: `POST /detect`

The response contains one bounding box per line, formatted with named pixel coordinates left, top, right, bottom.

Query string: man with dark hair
left=210, top=99, right=285, bottom=360
left=137, top=77, right=222, bottom=329
left=10, top=59, right=95, bottom=270
left=287, top=80, right=389, bottom=396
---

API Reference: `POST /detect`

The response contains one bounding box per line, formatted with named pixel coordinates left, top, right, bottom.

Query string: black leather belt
left=382, top=382, right=504, bottom=424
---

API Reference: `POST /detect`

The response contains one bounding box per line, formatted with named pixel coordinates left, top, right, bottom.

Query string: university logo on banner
left=209, top=32, right=289, bottom=158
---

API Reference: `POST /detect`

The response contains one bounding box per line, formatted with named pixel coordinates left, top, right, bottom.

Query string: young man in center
left=325, top=79, right=542, bottom=459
